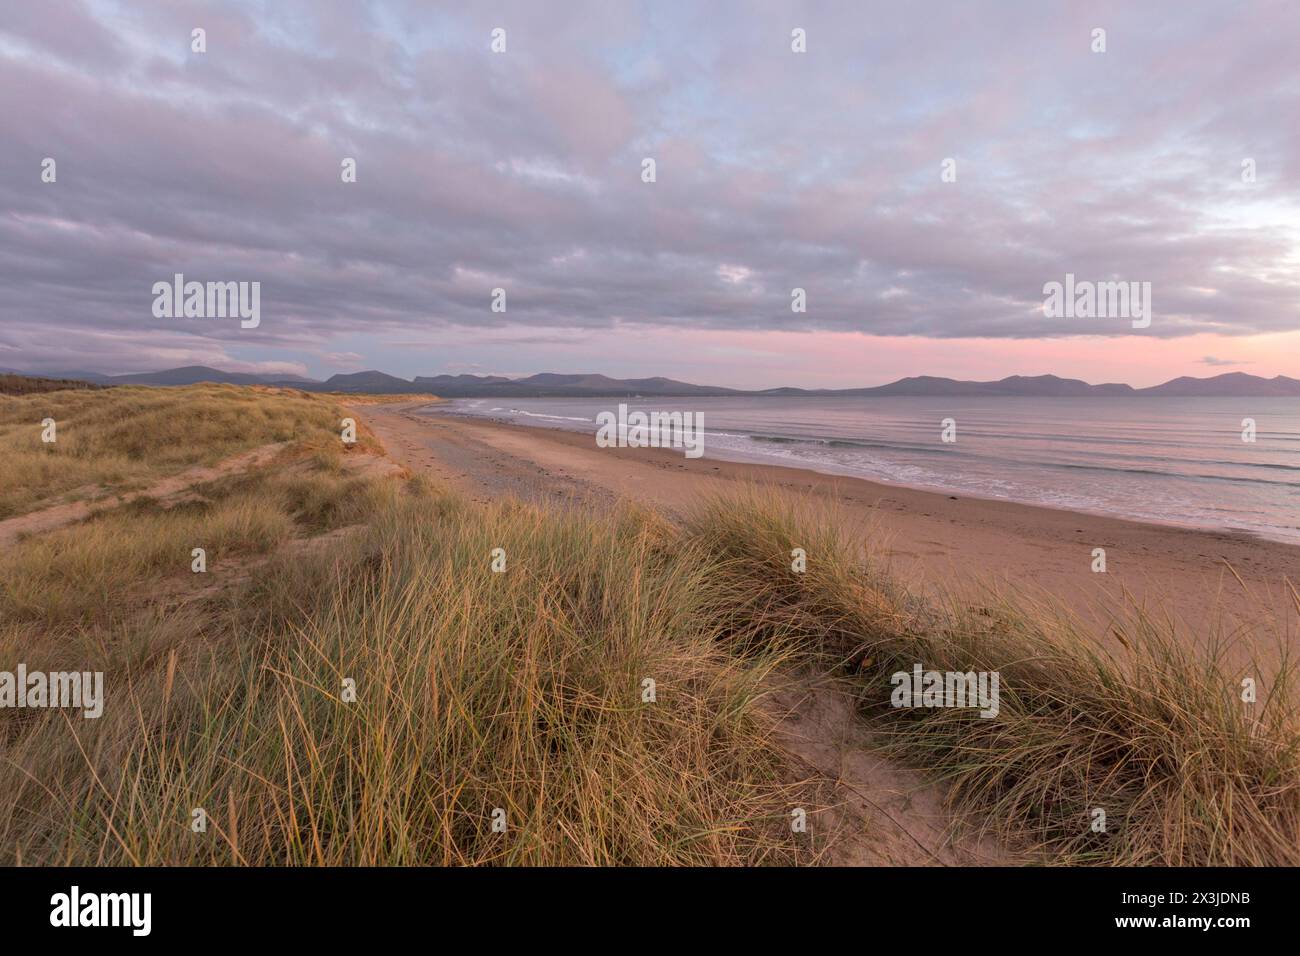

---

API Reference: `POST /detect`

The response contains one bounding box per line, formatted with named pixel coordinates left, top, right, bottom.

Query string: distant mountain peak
left=4, top=367, right=1297, bottom=398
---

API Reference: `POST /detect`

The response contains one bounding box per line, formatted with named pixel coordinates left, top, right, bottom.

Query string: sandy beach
left=358, top=401, right=1300, bottom=644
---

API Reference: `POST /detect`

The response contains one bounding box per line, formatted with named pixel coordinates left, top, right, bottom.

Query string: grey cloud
left=1, top=0, right=1298, bottom=375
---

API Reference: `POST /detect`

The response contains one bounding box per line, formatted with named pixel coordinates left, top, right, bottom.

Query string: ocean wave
left=1054, top=461, right=1300, bottom=487
left=746, top=433, right=941, bottom=453
left=506, top=409, right=592, bottom=423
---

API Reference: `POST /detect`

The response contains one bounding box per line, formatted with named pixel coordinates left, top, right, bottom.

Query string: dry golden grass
left=0, top=383, right=378, bottom=520
left=0, top=486, right=816, bottom=865
left=682, top=486, right=1300, bottom=865
left=2, top=387, right=1296, bottom=866
left=0, top=463, right=393, bottom=627
left=0, top=390, right=814, bottom=866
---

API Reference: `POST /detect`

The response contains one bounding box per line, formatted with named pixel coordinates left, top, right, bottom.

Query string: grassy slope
left=683, top=489, right=1300, bottom=865
left=1, top=386, right=1296, bottom=865
left=0, top=384, right=373, bottom=520
left=0, top=387, right=813, bottom=865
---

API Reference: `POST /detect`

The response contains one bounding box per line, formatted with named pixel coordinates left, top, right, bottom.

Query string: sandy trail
left=0, top=442, right=290, bottom=548
left=768, top=676, right=1017, bottom=865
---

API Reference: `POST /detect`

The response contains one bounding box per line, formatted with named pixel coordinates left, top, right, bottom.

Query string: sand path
left=0, top=442, right=288, bottom=548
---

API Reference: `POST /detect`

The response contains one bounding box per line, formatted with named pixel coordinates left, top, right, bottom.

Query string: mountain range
left=4, top=366, right=1299, bottom=398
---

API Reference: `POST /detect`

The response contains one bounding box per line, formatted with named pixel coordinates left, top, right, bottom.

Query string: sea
left=438, top=396, right=1300, bottom=544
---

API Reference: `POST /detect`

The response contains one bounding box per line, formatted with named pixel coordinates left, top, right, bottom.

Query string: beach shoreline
left=358, top=401, right=1300, bottom=641
left=435, top=395, right=1300, bottom=547
left=444, top=403, right=1299, bottom=544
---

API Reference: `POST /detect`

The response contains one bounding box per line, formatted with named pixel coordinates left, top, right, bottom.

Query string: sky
left=1, top=0, right=1298, bottom=389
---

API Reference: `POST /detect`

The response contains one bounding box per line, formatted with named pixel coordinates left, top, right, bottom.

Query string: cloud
left=1, top=0, right=1298, bottom=378
left=1198, top=355, right=1252, bottom=367
left=320, top=351, right=365, bottom=367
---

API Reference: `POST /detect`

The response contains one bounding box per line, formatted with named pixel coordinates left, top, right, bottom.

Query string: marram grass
left=2, top=388, right=1296, bottom=866
left=1, top=484, right=815, bottom=865
left=681, top=486, right=1300, bottom=866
